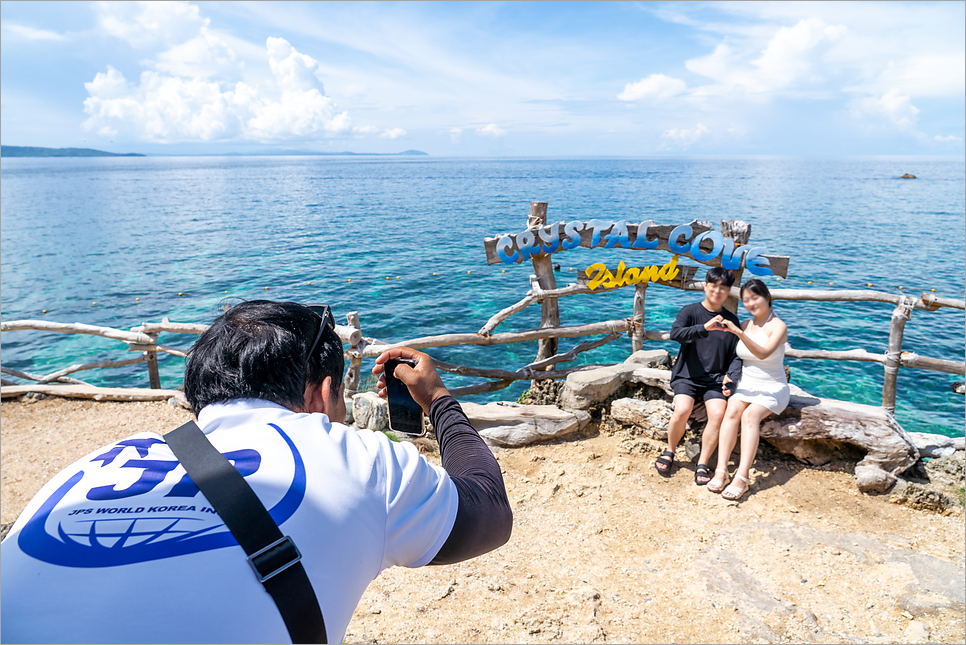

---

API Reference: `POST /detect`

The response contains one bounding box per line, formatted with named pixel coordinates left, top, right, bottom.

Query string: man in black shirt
left=655, top=268, right=742, bottom=485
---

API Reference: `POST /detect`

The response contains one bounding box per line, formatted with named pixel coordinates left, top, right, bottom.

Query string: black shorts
left=672, top=378, right=729, bottom=403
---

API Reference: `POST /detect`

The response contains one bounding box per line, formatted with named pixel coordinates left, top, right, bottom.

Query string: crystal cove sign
left=483, top=219, right=789, bottom=279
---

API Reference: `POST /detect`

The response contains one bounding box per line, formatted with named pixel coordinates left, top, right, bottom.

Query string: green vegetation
left=1, top=146, right=144, bottom=158
left=383, top=430, right=400, bottom=442
left=957, top=486, right=965, bottom=507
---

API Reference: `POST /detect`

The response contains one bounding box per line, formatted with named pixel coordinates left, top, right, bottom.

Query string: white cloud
left=381, top=128, right=406, bottom=139
left=2, top=23, right=68, bottom=41
left=476, top=123, right=506, bottom=137
left=618, top=74, right=687, bottom=101
left=661, top=123, right=710, bottom=146
left=149, top=27, right=239, bottom=80
left=685, top=18, right=846, bottom=96
left=448, top=127, right=462, bottom=143
left=934, top=134, right=962, bottom=143
left=849, top=88, right=920, bottom=133
left=94, top=0, right=208, bottom=49
left=864, top=54, right=966, bottom=99
left=83, top=38, right=354, bottom=142
left=751, top=18, right=846, bottom=89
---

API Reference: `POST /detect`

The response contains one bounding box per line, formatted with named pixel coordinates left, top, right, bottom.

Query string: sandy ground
left=2, top=397, right=964, bottom=644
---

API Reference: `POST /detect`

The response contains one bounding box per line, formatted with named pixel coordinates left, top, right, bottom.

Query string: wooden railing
left=1, top=284, right=962, bottom=411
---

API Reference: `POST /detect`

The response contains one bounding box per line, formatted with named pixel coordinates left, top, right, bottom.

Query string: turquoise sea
left=1, top=156, right=963, bottom=438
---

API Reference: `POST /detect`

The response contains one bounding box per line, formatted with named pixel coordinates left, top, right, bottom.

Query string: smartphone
left=384, top=358, right=423, bottom=437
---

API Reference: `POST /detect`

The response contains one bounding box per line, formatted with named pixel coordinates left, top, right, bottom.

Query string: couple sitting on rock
left=654, top=267, right=790, bottom=501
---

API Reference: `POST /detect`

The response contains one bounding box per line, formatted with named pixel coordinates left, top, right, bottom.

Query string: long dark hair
left=740, top=279, right=772, bottom=307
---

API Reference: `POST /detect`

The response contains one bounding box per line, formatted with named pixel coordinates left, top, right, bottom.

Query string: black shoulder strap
left=165, top=421, right=327, bottom=644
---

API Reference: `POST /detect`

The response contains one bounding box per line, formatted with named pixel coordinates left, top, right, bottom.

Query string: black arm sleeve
left=727, top=355, right=743, bottom=386
left=428, top=396, right=512, bottom=565
left=669, top=307, right=709, bottom=344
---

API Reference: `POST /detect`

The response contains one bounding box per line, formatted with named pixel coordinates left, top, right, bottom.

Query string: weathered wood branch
left=429, top=333, right=617, bottom=381
left=528, top=333, right=621, bottom=371
left=448, top=379, right=514, bottom=397
left=479, top=294, right=538, bottom=336
left=920, top=292, right=965, bottom=311
left=360, top=318, right=634, bottom=357
left=769, top=289, right=964, bottom=311
left=432, top=359, right=605, bottom=381
left=785, top=348, right=884, bottom=363
left=1, top=320, right=154, bottom=344
left=0, top=384, right=180, bottom=401
left=126, top=344, right=190, bottom=358
left=898, top=353, right=965, bottom=375
left=133, top=320, right=363, bottom=346
left=38, top=354, right=150, bottom=384
left=134, top=322, right=208, bottom=334
left=1, top=366, right=90, bottom=386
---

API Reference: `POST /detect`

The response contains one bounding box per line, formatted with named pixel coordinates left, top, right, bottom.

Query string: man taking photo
left=2, top=300, right=512, bottom=644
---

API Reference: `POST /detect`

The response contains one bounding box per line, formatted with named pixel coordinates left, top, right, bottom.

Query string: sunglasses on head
left=305, top=304, right=335, bottom=361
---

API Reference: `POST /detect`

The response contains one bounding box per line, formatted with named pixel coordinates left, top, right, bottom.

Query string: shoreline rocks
left=460, top=401, right=591, bottom=447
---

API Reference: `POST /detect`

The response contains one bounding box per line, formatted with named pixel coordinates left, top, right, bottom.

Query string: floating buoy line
left=24, top=263, right=964, bottom=315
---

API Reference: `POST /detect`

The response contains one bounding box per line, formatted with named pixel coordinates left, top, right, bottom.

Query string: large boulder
left=559, top=364, right=638, bottom=410
left=623, top=349, right=671, bottom=369
left=907, top=432, right=963, bottom=458
left=352, top=392, right=388, bottom=432
left=924, top=451, right=966, bottom=491
left=460, top=401, right=591, bottom=447
left=559, top=365, right=673, bottom=410
left=609, top=398, right=671, bottom=440
left=760, top=394, right=919, bottom=493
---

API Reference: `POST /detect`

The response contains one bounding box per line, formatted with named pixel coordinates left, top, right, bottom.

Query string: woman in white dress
left=707, top=279, right=789, bottom=500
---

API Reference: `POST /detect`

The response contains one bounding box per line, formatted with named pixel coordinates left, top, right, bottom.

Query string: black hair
left=705, top=266, right=736, bottom=287
left=740, top=278, right=773, bottom=306
left=183, top=300, right=345, bottom=415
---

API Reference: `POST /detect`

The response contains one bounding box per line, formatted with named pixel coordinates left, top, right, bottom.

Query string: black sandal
left=655, top=450, right=675, bottom=476
left=694, top=464, right=712, bottom=486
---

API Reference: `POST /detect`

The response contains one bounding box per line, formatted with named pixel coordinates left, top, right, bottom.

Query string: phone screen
left=384, top=358, right=423, bottom=436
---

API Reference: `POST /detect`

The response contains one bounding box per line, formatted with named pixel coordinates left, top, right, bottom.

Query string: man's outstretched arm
left=373, top=348, right=512, bottom=565
left=428, top=395, right=511, bottom=564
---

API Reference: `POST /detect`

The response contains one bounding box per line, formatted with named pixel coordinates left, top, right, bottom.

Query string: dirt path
left=3, top=398, right=963, bottom=644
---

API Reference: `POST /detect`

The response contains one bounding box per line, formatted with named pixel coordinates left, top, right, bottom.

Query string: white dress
left=731, top=320, right=790, bottom=415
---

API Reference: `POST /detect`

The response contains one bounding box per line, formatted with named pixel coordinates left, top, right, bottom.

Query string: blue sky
left=1, top=1, right=963, bottom=156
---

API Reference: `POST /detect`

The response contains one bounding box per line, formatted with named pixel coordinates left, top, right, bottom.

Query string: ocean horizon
left=1, top=155, right=963, bottom=437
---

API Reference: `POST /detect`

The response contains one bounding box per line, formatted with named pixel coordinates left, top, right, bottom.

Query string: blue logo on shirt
left=18, top=424, right=305, bottom=567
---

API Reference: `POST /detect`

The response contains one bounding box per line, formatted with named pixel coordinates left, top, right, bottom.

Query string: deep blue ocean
left=2, top=156, right=963, bottom=438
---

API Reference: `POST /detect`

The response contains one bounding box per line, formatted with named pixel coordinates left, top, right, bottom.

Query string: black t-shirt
left=669, top=302, right=742, bottom=386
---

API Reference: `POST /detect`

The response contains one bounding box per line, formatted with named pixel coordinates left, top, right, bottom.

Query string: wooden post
left=344, top=311, right=362, bottom=397
left=145, top=327, right=161, bottom=389
left=146, top=352, right=161, bottom=389
left=882, top=296, right=914, bottom=414
left=528, top=202, right=560, bottom=394
left=529, top=202, right=559, bottom=363
left=720, top=220, right=751, bottom=314
left=632, top=282, right=647, bottom=352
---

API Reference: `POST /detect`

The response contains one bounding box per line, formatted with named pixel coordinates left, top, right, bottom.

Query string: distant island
left=220, top=149, right=429, bottom=157
left=1, top=146, right=428, bottom=158
left=1, top=146, right=145, bottom=158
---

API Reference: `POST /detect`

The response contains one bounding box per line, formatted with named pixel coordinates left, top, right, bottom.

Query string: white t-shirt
left=1, top=399, right=458, bottom=644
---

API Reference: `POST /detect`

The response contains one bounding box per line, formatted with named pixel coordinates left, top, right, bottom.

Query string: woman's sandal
left=706, top=469, right=730, bottom=493
left=694, top=464, right=712, bottom=486
left=722, top=474, right=751, bottom=500
left=655, top=450, right=675, bottom=476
